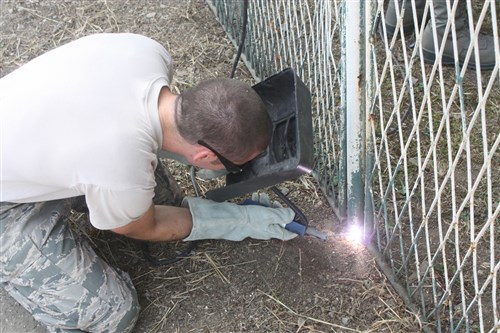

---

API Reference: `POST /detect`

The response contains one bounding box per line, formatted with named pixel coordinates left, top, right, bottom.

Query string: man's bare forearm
left=111, top=204, right=193, bottom=241
left=151, top=205, right=193, bottom=241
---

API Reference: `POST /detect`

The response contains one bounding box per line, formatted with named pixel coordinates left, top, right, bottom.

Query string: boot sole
left=422, top=49, right=496, bottom=71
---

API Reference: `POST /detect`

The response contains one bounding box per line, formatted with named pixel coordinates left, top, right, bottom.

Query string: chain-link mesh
left=373, top=1, right=499, bottom=332
left=208, top=0, right=499, bottom=332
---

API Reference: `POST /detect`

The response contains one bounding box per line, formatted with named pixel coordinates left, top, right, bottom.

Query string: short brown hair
left=175, top=78, right=272, bottom=160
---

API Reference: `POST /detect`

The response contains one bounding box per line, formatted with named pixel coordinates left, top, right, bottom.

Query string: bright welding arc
left=345, top=224, right=364, bottom=244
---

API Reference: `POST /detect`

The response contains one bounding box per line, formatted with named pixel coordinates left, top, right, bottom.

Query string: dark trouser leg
left=153, top=158, right=184, bottom=206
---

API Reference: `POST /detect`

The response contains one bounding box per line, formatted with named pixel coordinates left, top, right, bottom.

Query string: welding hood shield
left=205, top=68, right=314, bottom=202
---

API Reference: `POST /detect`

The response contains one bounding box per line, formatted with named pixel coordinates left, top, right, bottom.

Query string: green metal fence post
left=364, top=0, right=376, bottom=237
left=343, top=0, right=366, bottom=226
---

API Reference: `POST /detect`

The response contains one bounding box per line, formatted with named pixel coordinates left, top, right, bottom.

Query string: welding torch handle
left=283, top=221, right=306, bottom=236
left=241, top=199, right=306, bottom=236
left=282, top=223, right=328, bottom=240
left=240, top=198, right=327, bottom=240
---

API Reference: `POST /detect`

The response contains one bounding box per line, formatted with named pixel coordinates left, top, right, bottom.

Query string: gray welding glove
left=182, top=197, right=298, bottom=241
left=251, top=192, right=281, bottom=208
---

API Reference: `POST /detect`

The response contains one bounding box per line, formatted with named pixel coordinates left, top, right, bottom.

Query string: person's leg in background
left=381, top=0, right=499, bottom=71
left=421, top=0, right=499, bottom=70
left=382, top=0, right=427, bottom=40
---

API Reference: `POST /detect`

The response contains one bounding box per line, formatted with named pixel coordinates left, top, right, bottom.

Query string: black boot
left=421, top=0, right=499, bottom=71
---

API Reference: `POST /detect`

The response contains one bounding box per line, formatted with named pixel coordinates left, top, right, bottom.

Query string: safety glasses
left=197, top=140, right=243, bottom=173
left=197, top=140, right=267, bottom=174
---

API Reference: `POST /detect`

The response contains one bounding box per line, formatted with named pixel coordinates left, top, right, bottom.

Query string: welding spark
left=345, top=224, right=364, bottom=244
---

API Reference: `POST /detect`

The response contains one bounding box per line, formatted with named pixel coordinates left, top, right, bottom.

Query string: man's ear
left=192, top=146, right=217, bottom=163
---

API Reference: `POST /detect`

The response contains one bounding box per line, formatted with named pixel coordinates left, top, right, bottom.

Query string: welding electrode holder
left=240, top=198, right=307, bottom=236
left=239, top=194, right=327, bottom=241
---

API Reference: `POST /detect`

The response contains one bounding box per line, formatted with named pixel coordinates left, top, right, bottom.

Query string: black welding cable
left=271, top=186, right=309, bottom=227
left=190, top=165, right=202, bottom=197
left=141, top=240, right=199, bottom=267
left=229, top=0, right=249, bottom=79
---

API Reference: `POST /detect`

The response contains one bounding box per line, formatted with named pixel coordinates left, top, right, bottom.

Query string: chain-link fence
left=207, top=0, right=499, bottom=332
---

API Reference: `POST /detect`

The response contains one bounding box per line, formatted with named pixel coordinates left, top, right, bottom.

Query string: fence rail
left=207, top=1, right=499, bottom=332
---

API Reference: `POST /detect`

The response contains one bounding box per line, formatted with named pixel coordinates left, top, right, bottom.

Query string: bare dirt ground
left=1, top=1, right=423, bottom=332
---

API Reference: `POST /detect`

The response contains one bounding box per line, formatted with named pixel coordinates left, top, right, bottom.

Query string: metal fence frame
left=207, top=1, right=499, bottom=332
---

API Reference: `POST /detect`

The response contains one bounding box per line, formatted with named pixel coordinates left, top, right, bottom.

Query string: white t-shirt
left=0, top=33, right=173, bottom=230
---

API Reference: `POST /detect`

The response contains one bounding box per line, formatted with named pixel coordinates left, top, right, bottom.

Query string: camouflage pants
left=0, top=199, right=140, bottom=333
left=0, top=160, right=183, bottom=333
